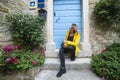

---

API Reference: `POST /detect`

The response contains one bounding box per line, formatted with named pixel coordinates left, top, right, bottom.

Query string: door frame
left=45, top=0, right=92, bottom=57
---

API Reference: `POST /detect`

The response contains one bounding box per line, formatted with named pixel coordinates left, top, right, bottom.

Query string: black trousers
left=59, top=44, right=75, bottom=68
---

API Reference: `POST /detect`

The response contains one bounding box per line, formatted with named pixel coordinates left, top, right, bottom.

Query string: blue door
left=54, top=0, right=82, bottom=48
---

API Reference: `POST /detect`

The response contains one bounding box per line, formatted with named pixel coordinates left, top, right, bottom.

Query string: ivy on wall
left=93, top=0, right=120, bottom=28
left=92, top=0, right=120, bottom=80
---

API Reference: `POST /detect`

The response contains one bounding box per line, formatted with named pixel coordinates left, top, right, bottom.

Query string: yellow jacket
left=64, top=31, right=80, bottom=56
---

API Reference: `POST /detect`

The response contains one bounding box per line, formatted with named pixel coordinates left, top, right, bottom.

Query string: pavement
left=35, top=70, right=101, bottom=80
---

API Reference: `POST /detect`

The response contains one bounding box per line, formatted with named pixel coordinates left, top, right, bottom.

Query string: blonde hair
left=70, top=23, right=78, bottom=32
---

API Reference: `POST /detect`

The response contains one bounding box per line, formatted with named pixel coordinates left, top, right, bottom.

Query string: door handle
left=54, top=12, right=56, bottom=16
left=56, top=17, right=60, bottom=22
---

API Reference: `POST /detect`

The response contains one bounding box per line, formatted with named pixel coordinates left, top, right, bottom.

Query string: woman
left=56, top=24, right=80, bottom=77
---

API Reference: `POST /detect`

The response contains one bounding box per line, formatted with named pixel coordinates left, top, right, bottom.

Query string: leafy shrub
left=91, top=43, right=120, bottom=80
left=0, top=44, right=45, bottom=72
left=93, top=0, right=120, bottom=27
left=6, top=14, right=45, bottom=50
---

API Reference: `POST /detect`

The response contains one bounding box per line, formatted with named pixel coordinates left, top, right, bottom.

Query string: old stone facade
left=89, top=0, right=120, bottom=54
left=0, top=0, right=48, bottom=79
left=0, top=0, right=29, bottom=45
left=0, top=0, right=29, bottom=25
left=0, top=0, right=119, bottom=80
left=0, top=0, right=119, bottom=54
left=0, top=1, right=39, bottom=80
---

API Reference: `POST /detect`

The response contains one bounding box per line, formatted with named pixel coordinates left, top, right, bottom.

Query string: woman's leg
left=56, top=48, right=67, bottom=77
left=59, top=48, right=65, bottom=68
left=67, top=46, right=76, bottom=61
left=59, top=42, right=69, bottom=68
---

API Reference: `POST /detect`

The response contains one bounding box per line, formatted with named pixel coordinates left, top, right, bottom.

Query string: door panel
left=54, top=10, right=82, bottom=17
left=54, top=23, right=82, bottom=30
left=54, top=0, right=80, bottom=5
left=54, top=0, right=82, bottom=48
left=54, top=4, right=81, bottom=11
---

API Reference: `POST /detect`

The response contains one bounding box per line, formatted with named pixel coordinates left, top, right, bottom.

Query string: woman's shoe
left=71, top=56, right=76, bottom=61
left=56, top=68, right=66, bottom=77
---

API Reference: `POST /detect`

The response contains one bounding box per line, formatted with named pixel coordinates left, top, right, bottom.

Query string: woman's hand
left=63, top=40, right=68, bottom=47
left=63, top=40, right=67, bottom=43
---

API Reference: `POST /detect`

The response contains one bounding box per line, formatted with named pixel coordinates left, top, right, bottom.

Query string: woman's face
left=70, top=26, right=76, bottom=33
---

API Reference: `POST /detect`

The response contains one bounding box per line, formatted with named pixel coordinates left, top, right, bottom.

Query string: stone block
left=0, top=41, right=13, bottom=46
left=0, top=4, right=9, bottom=13
left=0, top=67, right=42, bottom=80
left=0, top=27, right=12, bottom=41
left=0, top=12, right=4, bottom=21
left=41, top=58, right=91, bottom=70
left=45, top=49, right=90, bottom=58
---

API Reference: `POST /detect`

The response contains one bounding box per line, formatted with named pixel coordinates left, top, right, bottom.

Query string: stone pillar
left=45, top=0, right=55, bottom=55
left=81, top=0, right=92, bottom=56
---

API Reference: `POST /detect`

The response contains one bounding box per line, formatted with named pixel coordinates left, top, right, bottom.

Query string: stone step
left=35, top=70, right=101, bottom=80
left=45, top=50, right=91, bottom=58
left=41, top=58, right=91, bottom=70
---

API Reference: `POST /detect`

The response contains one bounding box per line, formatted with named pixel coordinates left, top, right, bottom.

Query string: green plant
left=91, top=43, right=120, bottom=80
left=93, top=0, right=120, bottom=27
left=6, top=14, right=45, bottom=50
left=0, top=44, right=45, bottom=72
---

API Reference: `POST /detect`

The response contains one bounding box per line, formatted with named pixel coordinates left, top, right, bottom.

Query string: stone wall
left=0, top=1, right=45, bottom=80
left=89, top=0, right=120, bottom=54
left=0, top=0, right=29, bottom=45
left=0, top=0, right=119, bottom=55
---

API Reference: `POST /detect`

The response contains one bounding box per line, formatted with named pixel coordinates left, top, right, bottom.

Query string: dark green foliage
left=6, top=14, right=45, bottom=50
left=93, top=0, right=120, bottom=27
left=91, top=43, right=120, bottom=80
